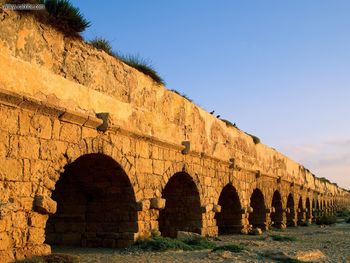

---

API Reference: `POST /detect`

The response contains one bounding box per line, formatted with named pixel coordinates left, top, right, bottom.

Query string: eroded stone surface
left=0, top=8, right=349, bottom=263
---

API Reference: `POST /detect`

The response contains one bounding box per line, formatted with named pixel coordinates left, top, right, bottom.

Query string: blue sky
left=70, top=0, right=350, bottom=189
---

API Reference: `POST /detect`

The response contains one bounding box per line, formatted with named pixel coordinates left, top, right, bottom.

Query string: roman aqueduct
left=0, top=9, right=349, bottom=262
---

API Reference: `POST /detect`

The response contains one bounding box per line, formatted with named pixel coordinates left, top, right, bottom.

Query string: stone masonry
left=0, top=9, right=349, bottom=262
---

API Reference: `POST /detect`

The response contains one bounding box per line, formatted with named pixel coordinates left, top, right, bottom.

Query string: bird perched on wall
left=216, top=115, right=221, bottom=118
left=210, top=110, right=215, bottom=114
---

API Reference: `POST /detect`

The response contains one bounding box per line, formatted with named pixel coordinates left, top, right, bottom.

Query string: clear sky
left=70, top=0, right=350, bottom=189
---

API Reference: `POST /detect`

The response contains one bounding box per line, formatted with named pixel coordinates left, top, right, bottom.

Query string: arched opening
left=286, top=194, right=295, bottom=226
left=297, top=197, right=304, bottom=225
left=306, top=198, right=311, bottom=222
left=46, top=154, right=138, bottom=248
left=249, top=188, right=266, bottom=230
left=271, top=190, right=283, bottom=228
left=159, top=172, right=202, bottom=238
left=215, top=184, right=242, bottom=234
left=312, top=199, right=316, bottom=221
left=322, top=200, right=326, bottom=214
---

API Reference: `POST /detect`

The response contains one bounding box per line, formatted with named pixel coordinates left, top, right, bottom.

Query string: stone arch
left=215, top=184, right=242, bottom=234
left=271, top=190, right=283, bottom=228
left=159, top=172, right=202, bottom=237
left=297, top=196, right=304, bottom=225
left=286, top=193, right=296, bottom=226
left=249, top=188, right=266, bottom=230
left=162, top=162, right=203, bottom=204
left=57, top=137, right=140, bottom=200
left=46, top=153, right=138, bottom=248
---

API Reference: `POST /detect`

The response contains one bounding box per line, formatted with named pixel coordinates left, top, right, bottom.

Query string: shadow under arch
left=159, top=172, right=202, bottom=238
left=305, top=197, right=311, bottom=222
left=46, top=153, right=138, bottom=248
left=287, top=193, right=295, bottom=226
left=297, top=197, right=304, bottom=225
left=249, top=188, right=266, bottom=230
left=215, top=184, right=242, bottom=234
left=271, top=190, right=283, bottom=228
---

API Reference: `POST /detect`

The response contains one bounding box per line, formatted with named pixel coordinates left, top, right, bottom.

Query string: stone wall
left=0, top=8, right=349, bottom=262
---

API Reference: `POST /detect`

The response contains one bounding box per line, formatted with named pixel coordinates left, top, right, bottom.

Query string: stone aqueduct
left=0, top=9, right=349, bottom=262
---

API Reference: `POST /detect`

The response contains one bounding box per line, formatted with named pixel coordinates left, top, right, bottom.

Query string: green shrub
left=270, top=234, right=297, bottom=242
left=315, top=215, right=337, bottom=225
left=170, top=89, right=192, bottom=102
left=43, top=0, right=90, bottom=34
left=245, top=132, right=261, bottom=144
left=3, top=0, right=90, bottom=36
left=14, top=254, right=80, bottom=263
left=89, top=37, right=114, bottom=55
left=119, top=55, right=165, bottom=85
left=212, top=244, right=245, bottom=253
left=184, top=236, right=216, bottom=250
left=136, top=236, right=216, bottom=251
left=336, top=209, right=350, bottom=218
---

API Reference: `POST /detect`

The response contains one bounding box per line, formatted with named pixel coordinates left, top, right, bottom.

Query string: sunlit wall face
left=71, top=0, right=350, bottom=189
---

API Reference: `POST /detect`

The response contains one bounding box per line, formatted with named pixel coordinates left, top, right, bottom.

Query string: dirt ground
left=53, top=222, right=350, bottom=263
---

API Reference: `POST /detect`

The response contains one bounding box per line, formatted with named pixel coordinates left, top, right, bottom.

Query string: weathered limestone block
left=0, top=232, right=11, bottom=250
left=0, top=215, right=11, bottom=232
left=28, top=227, right=45, bottom=245
left=30, top=115, right=52, bottom=139
left=150, top=198, right=166, bottom=210
left=137, top=200, right=150, bottom=211
left=40, top=140, right=67, bottom=160
left=137, top=158, right=153, bottom=174
left=28, top=213, right=48, bottom=228
left=213, top=204, right=221, bottom=213
left=59, top=122, right=81, bottom=143
left=201, top=204, right=214, bottom=213
left=0, top=132, right=9, bottom=157
left=11, top=211, right=27, bottom=229
left=0, top=107, right=18, bottom=133
left=12, top=228, right=27, bottom=248
left=14, top=244, right=51, bottom=261
left=82, top=126, right=98, bottom=139
left=0, top=200, right=19, bottom=219
left=59, top=109, right=88, bottom=126
left=0, top=250, right=14, bottom=263
left=18, top=136, right=40, bottom=159
left=152, top=159, right=164, bottom=175
left=33, top=195, right=57, bottom=214
left=0, top=159, right=22, bottom=181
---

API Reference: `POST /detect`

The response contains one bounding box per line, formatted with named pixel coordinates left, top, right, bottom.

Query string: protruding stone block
left=181, top=141, right=190, bottom=155
left=201, top=204, right=213, bottom=213
left=247, top=206, right=254, bottom=213
left=213, top=204, right=221, bottom=213
left=59, top=109, right=88, bottom=126
left=34, top=195, right=57, bottom=215
left=96, top=112, right=110, bottom=131
left=256, top=170, right=261, bottom=178
left=229, top=158, right=235, bottom=169
left=137, top=200, right=150, bottom=211
left=150, top=198, right=166, bottom=210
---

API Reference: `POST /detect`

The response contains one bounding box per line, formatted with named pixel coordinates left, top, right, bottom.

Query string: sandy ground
left=53, top=222, right=350, bottom=263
